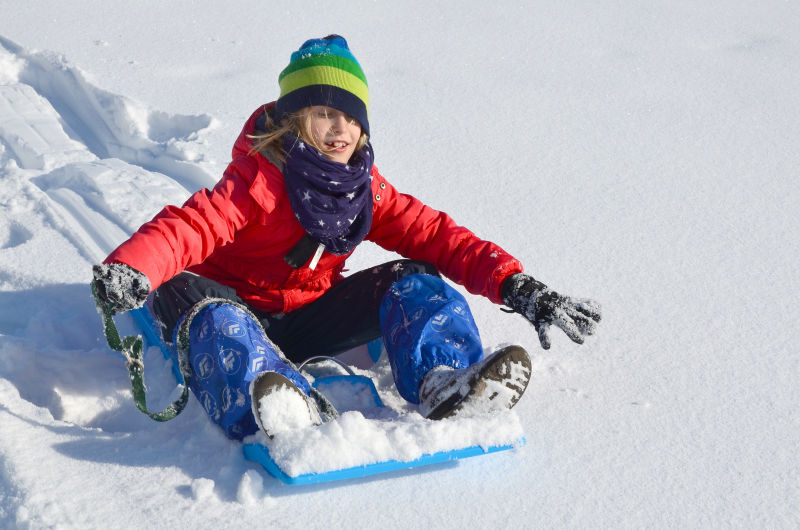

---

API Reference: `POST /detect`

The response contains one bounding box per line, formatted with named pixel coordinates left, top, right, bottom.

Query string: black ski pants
left=149, top=259, right=439, bottom=363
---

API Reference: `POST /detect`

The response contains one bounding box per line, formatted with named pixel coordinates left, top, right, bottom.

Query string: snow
left=0, top=1, right=798, bottom=528
left=261, top=409, right=524, bottom=477
left=255, top=384, right=320, bottom=437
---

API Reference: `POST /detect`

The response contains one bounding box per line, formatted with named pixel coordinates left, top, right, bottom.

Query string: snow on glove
left=92, top=262, right=151, bottom=314
left=501, top=273, right=602, bottom=350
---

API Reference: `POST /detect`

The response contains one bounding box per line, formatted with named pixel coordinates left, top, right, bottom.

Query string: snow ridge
left=0, top=35, right=216, bottom=191
left=0, top=36, right=213, bottom=267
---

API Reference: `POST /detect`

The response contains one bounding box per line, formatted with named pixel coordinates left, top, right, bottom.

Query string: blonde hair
left=249, top=107, right=369, bottom=163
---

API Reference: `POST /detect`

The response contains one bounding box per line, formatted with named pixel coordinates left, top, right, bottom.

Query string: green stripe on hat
left=279, top=65, right=369, bottom=110
left=279, top=54, right=368, bottom=85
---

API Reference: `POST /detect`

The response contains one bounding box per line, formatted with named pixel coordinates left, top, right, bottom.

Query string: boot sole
left=425, top=345, right=532, bottom=420
left=251, top=372, right=321, bottom=438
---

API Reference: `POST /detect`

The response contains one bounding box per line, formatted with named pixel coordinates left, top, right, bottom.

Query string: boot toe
left=419, top=345, right=532, bottom=420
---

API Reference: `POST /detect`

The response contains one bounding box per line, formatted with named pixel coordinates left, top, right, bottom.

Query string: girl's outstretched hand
left=92, top=262, right=151, bottom=314
left=501, top=273, right=602, bottom=350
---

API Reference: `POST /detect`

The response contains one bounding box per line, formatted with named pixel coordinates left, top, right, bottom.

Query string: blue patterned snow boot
left=378, top=274, right=484, bottom=404
left=176, top=299, right=313, bottom=440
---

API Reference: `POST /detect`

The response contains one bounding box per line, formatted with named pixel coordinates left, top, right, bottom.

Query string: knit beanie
left=275, top=35, right=370, bottom=137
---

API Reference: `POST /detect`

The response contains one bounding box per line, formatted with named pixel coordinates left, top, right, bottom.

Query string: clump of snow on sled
left=247, top=408, right=524, bottom=477
left=255, top=385, right=319, bottom=436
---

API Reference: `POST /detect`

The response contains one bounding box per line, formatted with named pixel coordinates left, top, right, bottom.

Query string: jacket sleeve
left=367, top=171, right=523, bottom=304
left=103, top=156, right=265, bottom=291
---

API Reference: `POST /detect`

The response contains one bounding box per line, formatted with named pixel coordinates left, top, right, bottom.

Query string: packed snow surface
left=1, top=1, right=799, bottom=529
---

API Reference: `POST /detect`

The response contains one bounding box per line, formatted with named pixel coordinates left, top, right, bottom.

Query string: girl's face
left=303, top=106, right=362, bottom=164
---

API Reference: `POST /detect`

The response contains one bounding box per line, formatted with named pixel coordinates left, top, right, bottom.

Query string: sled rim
left=242, top=438, right=525, bottom=485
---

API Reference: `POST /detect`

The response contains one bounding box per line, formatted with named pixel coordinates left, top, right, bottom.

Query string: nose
left=330, top=113, right=348, bottom=132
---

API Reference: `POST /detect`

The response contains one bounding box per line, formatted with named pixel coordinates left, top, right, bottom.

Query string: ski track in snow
left=0, top=37, right=227, bottom=526
left=0, top=36, right=215, bottom=264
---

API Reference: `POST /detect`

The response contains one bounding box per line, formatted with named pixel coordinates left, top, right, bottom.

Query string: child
left=92, top=35, right=601, bottom=439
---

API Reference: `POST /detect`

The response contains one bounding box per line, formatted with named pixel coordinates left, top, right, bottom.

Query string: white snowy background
left=1, top=1, right=798, bottom=528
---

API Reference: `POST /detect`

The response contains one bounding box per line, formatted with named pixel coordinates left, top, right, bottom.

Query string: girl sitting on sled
left=93, top=35, right=601, bottom=439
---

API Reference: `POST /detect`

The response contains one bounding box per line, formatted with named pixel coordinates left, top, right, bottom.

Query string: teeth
left=331, top=142, right=346, bottom=148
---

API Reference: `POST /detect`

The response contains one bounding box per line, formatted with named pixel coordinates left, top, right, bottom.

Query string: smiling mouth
left=326, top=141, right=348, bottom=150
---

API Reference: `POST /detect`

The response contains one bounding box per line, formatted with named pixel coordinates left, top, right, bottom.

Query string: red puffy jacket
left=105, top=104, right=523, bottom=313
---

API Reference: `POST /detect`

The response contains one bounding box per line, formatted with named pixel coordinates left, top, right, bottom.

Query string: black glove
left=501, top=273, right=602, bottom=350
left=92, top=263, right=151, bottom=314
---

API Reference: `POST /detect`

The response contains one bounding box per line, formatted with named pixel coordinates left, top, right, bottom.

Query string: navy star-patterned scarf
left=282, top=134, right=374, bottom=256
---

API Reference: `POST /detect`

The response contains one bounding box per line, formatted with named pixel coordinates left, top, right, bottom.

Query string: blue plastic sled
left=242, top=439, right=520, bottom=486
left=129, top=306, right=524, bottom=486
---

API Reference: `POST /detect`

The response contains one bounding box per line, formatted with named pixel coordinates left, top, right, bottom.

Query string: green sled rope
left=91, top=283, right=189, bottom=421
